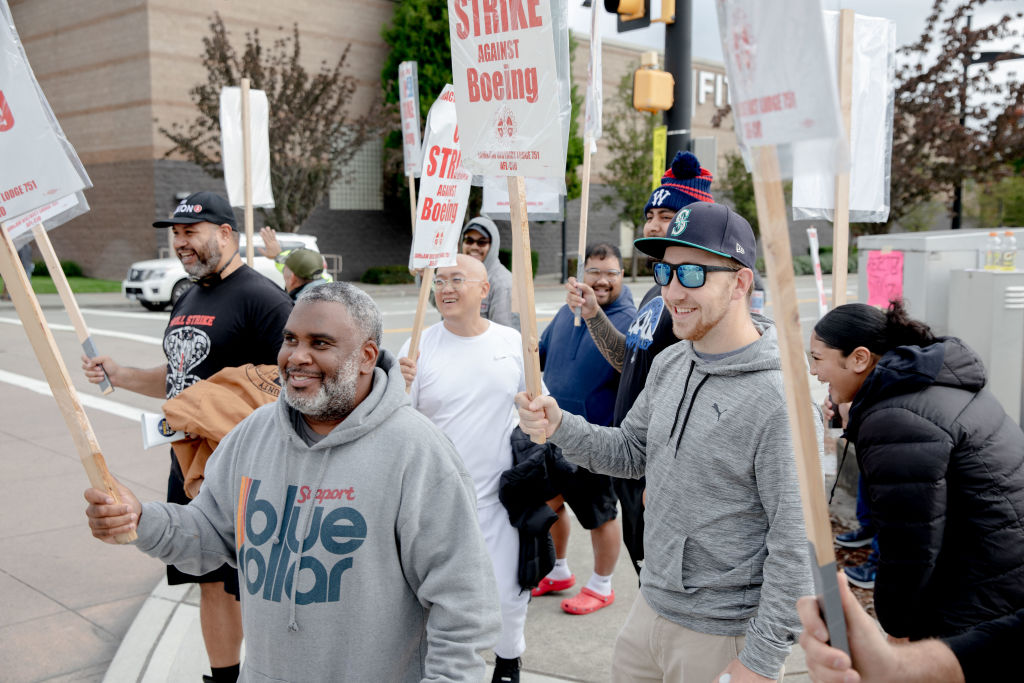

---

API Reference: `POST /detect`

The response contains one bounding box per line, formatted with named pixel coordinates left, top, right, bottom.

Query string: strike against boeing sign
left=448, top=0, right=564, bottom=177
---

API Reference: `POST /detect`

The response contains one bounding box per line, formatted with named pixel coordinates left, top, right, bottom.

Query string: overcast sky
left=569, top=0, right=1023, bottom=72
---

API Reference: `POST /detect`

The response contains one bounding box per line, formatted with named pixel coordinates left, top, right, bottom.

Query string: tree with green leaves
left=159, top=14, right=379, bottom=232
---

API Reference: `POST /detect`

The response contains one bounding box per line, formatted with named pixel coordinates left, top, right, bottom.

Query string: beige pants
left=611, top=593, right=783, bottom=683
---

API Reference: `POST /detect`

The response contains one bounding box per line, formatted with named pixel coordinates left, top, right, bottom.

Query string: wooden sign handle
left=507, top=176, right=545, bottom=444
left=751, top=145, right=846, bottom=653
left=32, top=224, right=112, bottom=394
left=574, top=133, right=594, bottom=327
left=407, top=175, right=417, bottom=234
left=405, top=266, right=434, bottom=394
left=831, top=9, right=854, bottom=308
left=0, top=226, right=135, bottom=543
left=241, top=78, right=255, bottom=267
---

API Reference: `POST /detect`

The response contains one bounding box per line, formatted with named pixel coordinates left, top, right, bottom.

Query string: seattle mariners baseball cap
left=634, top=202, right=757, bottom=271
left=153, top=191, right=238, bottom=230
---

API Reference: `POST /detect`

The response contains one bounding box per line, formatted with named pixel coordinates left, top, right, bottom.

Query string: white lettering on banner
left=409, top=84, right=472, bottom=269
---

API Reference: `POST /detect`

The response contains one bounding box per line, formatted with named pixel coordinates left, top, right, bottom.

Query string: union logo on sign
left=729, top=7, right=755, bottom=78
left=495, top=106, right=517, bottom=139
left=0, top=90, right=14, bottom=132
left=433, top=230, right=443, bottom=246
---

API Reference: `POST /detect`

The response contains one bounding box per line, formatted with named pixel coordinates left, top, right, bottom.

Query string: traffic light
left=605, top=0, right=650, bottom=32
left=633, top=51, right=673, bottom=113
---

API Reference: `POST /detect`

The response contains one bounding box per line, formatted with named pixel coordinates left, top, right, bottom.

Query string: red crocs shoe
left=530, top=574, right=575, bottom=597
left=561, top=587, right=615, bottom=615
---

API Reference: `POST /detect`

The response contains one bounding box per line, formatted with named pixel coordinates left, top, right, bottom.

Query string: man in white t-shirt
left=399, top=254, right=529, bottom=683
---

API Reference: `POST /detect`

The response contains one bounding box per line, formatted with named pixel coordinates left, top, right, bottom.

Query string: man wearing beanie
left=559, top=151, right=713, bottom=578
left=461, top=216, right=520, bottom=331
left=520, top=201, right=817, bottom=681
left=82, top=191, right=292, bottom=683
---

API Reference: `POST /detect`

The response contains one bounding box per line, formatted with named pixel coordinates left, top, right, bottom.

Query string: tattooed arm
left=565, top=277, right=627, bottom=373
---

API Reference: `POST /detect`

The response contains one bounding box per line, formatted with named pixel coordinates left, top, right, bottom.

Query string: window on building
left=329, top=137, right=383, bottom=210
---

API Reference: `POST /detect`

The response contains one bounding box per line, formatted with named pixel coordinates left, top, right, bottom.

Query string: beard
left=281, top=352, right=361, bottom=423
left=181, top=234, right=222, bottom=279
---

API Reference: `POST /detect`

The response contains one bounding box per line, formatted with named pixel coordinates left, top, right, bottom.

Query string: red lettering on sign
left=0, top=90, right=13, bottom=132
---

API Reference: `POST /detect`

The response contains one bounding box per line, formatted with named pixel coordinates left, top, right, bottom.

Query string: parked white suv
left=122, top=233, right=319, bottom=311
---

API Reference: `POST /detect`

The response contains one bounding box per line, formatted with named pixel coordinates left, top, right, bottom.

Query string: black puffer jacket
left=846, top=338, right=1024, bottom=640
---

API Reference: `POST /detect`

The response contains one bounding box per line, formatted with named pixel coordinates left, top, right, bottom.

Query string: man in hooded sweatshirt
left=518, top=203, right=819, bottom=683
left=84, top=282, right=501, bottom=682
left=461, top=216, right=519, bottom=331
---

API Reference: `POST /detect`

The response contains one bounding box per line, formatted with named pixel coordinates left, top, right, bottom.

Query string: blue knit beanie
left=643, top=151, right=714, bottom=216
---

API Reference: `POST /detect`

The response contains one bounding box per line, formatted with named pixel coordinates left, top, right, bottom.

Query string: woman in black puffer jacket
left=809, top=300, right=1024, bottom=641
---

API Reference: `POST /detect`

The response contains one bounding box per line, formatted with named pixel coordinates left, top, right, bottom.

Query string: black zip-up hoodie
left=846, top=337, right=1024, bottom=640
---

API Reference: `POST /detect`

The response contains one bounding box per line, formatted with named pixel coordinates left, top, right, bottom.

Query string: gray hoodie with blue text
left=549, top=316, right=819, bottom=678
left=134, top=351, right=501, bottom=682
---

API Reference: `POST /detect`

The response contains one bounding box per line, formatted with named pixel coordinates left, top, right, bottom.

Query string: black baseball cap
left=153, top=191, right=237, bottom=231
left=634, top=202, right=756, bottom=271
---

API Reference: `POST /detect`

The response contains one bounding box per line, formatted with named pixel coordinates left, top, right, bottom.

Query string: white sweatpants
left=477, top=501, right=529, bottom=659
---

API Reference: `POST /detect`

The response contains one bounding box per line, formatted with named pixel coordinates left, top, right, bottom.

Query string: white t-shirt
left=399, top=321, right=526, bottom=508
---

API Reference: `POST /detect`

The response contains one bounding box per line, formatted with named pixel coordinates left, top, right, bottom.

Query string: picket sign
left=399, top=62, right=423, bottom=234
left=0, top=226, right=134, bottom=542
left=240, top=78, right=255, bottom=266
left=407, top=177, right=418, bottom=235
left=717, top=0, right=848, bottom=653
left=831, top=10, right=854, bottom=308
left=807, top=227, right=829, bottom=319
left=31, top=224, right=112, bottom=393
left=405, top=266, right=435, bottom=394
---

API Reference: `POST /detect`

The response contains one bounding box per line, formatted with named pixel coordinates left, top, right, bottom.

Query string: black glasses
left=653, top=262, right=740, bottom=288
left=463, top=235, right=491, bottom=246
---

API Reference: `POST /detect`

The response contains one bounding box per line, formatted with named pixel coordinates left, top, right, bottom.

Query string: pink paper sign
left=865, top=250, right=904, bottom=307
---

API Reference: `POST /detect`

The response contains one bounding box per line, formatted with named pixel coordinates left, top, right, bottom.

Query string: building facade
left=10, top=0, right=739, bottom=281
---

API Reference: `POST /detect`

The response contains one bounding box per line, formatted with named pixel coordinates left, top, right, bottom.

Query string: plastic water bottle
left=1002, top=231, right=1017, bottom=272
left=986, top=232, right=1003, bottom=270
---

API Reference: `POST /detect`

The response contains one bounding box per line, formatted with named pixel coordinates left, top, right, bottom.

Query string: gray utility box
left=857, top=228, right=1023, bottom=335
left=947, top=269, right=1024, bottom=427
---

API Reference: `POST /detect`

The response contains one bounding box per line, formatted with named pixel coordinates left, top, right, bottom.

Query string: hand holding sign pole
left=574, top=2, right=603, bottom=326
left=717, top=0, right=849, bottom=654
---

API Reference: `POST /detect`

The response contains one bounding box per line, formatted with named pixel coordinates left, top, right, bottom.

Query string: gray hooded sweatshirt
left=461, top=217, right=519, bottom=331
left=134, top=351, right=501, bottom=682
left=549, top=317, right=819, bottom=678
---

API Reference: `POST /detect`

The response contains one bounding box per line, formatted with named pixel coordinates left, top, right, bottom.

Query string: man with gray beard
left=82, top=191, right=291, bottom=683
left=84, top=283, right=501, bottom=682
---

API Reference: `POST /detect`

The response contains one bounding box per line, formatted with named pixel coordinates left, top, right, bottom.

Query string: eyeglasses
left=432, top=276, right=484, bottom=290
left=584, top=268, right=622, bottom=278
left=463, top=236, right=491, bottom=246
left=652, top=262, right=740, bottom=288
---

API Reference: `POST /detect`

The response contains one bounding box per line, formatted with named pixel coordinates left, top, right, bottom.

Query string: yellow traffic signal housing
left=633, top=67, right=674, bottom=113
left=605, top=0, right=647, bottom=24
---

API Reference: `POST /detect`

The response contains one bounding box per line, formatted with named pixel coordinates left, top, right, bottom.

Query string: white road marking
left=0, top=317, right=163, bottom=346
left=79, top=307, right=169, bottom=320
left=0, top=369, right=143, bottom=423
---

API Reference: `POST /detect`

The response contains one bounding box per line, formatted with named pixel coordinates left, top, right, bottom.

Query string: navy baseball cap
left=634, top=202, right=756, bottom=271
left=153, top=191, right=237, bottom=230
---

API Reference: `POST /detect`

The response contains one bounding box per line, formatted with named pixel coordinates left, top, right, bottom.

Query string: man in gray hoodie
left=518, top=203, right=818, bottom=682
left=461, top=216, right=520, bottom=331
left=84, top=283, right=501, bottom=682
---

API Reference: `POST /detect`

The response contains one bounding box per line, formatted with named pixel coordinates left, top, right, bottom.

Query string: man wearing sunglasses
left=566, top=151, right=714, bottom=578
left=459, top=216, right=519, bottom=331
left=519, top=202, right=819, bottom=683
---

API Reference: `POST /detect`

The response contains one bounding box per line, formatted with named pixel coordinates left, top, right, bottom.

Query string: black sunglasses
left=653, top=261, right=740, bottom=288
left=463, top=235, right=491, bottom=246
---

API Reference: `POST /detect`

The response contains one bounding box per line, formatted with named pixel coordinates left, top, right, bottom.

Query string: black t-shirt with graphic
left=163, top=265, right=292, bottom=399
left=612, top=283, right=678, bottom=426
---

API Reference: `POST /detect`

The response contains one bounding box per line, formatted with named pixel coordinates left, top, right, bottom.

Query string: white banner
left=448, top=0, right=566, bottom=177
left=409, top=85, right=471, bottom=269
left=219, top=87, right=275, bottom=208
left=0, top=2, right=89, bottom=225
left=399, top=61, right=423, bottom=177
left=482, top=176, right=562, bottom=221
left=792, top=12, right=895, bottom=223
left=715, top=0, right=845, bottom=179
left=584, top=1, right=602, bottom=140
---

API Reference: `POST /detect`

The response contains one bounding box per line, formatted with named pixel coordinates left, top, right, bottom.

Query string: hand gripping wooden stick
left=0, top=225, right=135, bottom=543
left=31, top=224, right=112, bottom=394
